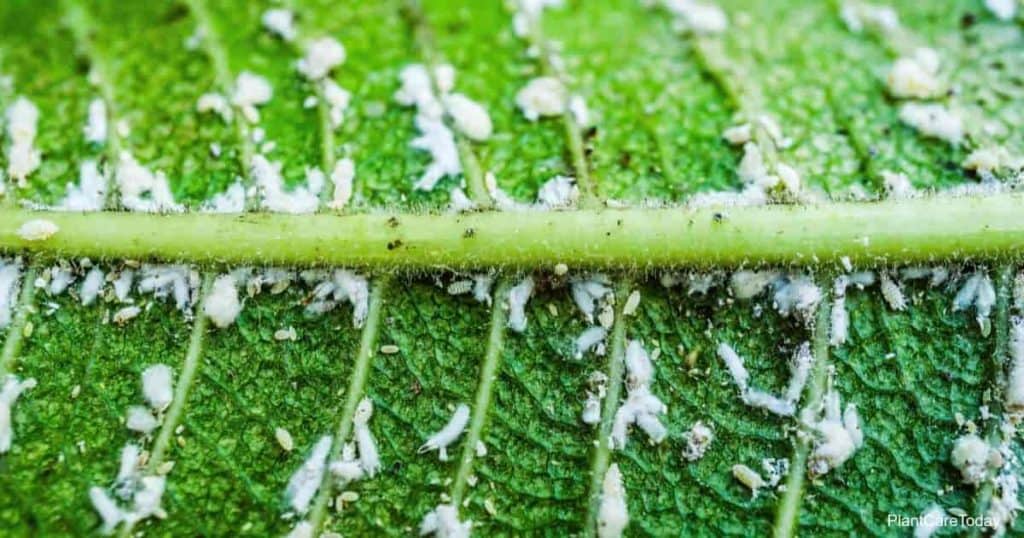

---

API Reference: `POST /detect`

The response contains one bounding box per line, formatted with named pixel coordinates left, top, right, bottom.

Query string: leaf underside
left=0, top=0, right=1022, bottom=537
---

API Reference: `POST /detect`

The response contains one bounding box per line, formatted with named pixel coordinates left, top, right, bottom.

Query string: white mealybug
left=84, top=98, right=108, bottom=144
left=985, top=0, right=1018, bottom=20
left=1007, top=317, right=1024, bottom=412
left=275, top=427, right=295, bottom=452
left=204, top=274, right=242, bottom=329
left=515, top=76, right=568, bottom=121
left=570, top=275, right=612, bottom=323
left=80, top=267, right=105, bottom=306
left=807, top=384, right=863, bottom=477
left=536, top=175, right=578, bottom=208
left=574, top=326, right=607, bottom=359
left=830, top=276, right=850, bottom=347
left=898, top=103, right=963, bottom=145
left=506, top=277, right=535, bottom=333
left=622, top=290, right=641, bottom=317
left=322, top=79, right=351, bottom=129
left=250, top=155, right=321, bottom=214
left=879, top=272, right=906, bottom=311
left=783, top=342, right=814, bottom=404
left=773, top=275, right=822, bottom=320
left=419, top=504, right=471, bottom=538
left=732, top=464, right=766, bottom=498
left=353, top=397, right=381, bottom=477
left=954, top=271, right=996, bottom=334
left=87, top=443, right=167, bottom=532
left=114, top=152, right=183, bottom=213
left=729, top=270, right=780, bottom=300
left=568, top=94, right=590, bottom=126
left=196, top=92, right=232, bottom=123
left=950, top=434, right=992, bottom=485
left=297, top=37, right=346, bottom=81
left=113, top=305, right=141, bottom=325
left=0, top=375, right=37, bottom=453
left=581, top=391, right=602, bottom=425
left=625, top=340, right=654, bottom=389
left=261, top=8, right=296, bottom=42
left=328, top=442, right=364, bottom=483
left=231, top=71, right=273, bottom=123
left=125, top=405, right=159, bottom=435
left=286, top=435, right=332, bottom=514
left=986, top=461, right=1022, bottom=535
left=722, top=123, right=751, bottom=145
left=881, top=170, right=916, bottom=199
left=419, top=403, right=470, bottom=461
left=840, top=2, right=900, bottom=33
left=141, top=364, right=174, bottom=412
left=597, top=463, right=629, bottom=538
left=57, top=160, right=107, bottom=211
left=913, top=505, right=946, bottom=538
left=663, top=0, right=729, bottom=34
left=328, top=157, right=355, bottom=210
left=681, top=421, right=714, bottom=461
left=610, top=341, right=667, bottom=448
left=202, top=181, right=245, bottom=213
left=0, top=261, right=21, bottom=328
left=472, top=274, right=493, bottom=305
left=5, top=97, right=41, bottom=186
left=89, top=486, right=124, bottom=534
left=394, top=64, right=463, bottom=191
left=886, top=47, right=941, bottom=99
left=716, top=343, right=749, bottom=391
left=17, top=219, right=58, bottom=241
left=442, top=93, right=492, bottom=142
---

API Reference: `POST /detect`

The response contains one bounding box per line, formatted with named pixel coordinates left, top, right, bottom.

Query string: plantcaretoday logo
left=887, top=510, right=993, bottom=532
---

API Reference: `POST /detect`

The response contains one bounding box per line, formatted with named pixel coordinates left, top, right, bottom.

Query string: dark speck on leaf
left=387, top=239, right=403, bottom=250
left=960, top=12, right=976, bottom=28
left=584, top=126, right=598, bottom=140
left=463, top=228, right=475, bottom=238
left=387, top=216, right=400, bottom=228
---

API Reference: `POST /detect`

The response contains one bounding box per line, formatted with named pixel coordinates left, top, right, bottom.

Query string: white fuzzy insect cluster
left=196, top=92, right=232, bottom=123
left=805, top=381, right=863, bottom=477
left=729, top=271, right=822, bottom=322
left=395, top=63, right=492, bottom=193
left=953, top=271, right=996, bottom=334
left=582, top=371, right=609, bottom=425
left=898, top=103, right=963, bottom=145
left=571, top=274, right=614, bottom=326
left=962, top=146, right=1024, bottom=180
left=1007, top=317, right=1024, bottom=412
left=0, top=260, right=22, bottom=328
left=286, top=435, right=332, bottom=514
left=419, top=503, right=471, bottom=538
left=515, top=76, right=568, bottom=121
left=986, top=0, right=1019, bottom=21
left=951, top=433, right=992, bottom=485
left=0, top=375, right=37, bottom=454
left=887, top=47, right=942, bottom=99
left=16, top=219, right=58, bottom=241
left=419, top=403, right=470, bottom=461
left=830, top=271, right=877, bottom=346
left=610, top=341, right=667, bottom=449
left=660, top=0, right=728, bottom=34
left=261, top=8, right=297, bottom=42
left=681, top=421, right=714, bottom=461
left=297, top=37, right=346, bottom=81
left=717, top=342, right=814, bottom=417
left=506, top=276, right=535, bottom=333
left=231, top=71, right=273, bottom=124
left=250, top=155, right=323, bottom=214
left=720, top=115, right=803, bottom=200
left=597, top=463, right=629, bottom=538
left=986, top=447, right=1022, bottom=536
left=303, top=269, right=370, bottom=327
left=840, top=1, right=900, bottom=32
left=57, top=161, right=107, bottom=211
left=124, top=364, right=174, bottom=436
left=88, top=444, right=167, bottom=534
left=84, top=98, right=108, bottom=144
left=115, top=152, right=183, bottom=213
left=203, top=274, right=242, bottom=328
left=136, top=264, right=200, bottom=315
left=4, top=97, right=41, bottom=189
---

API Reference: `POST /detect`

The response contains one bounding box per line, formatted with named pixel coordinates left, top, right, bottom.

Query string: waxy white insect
left=515, top=76, right=568, bottom=121
left=419, top=403, right=470, bottom=461
left=115, top=153, right=183, bottom=213
left=681, top=421, right=714, bottom=461
left=204, top=275, right=242, bottom=328
left=807, top=383, right=863, bottom=477
left=297, top=37, right=346, bottom=81
left=286, top=435, right=332, bottom=514
left=899, top=103, right=963, bottom=145
left=5, top=97, right=41, bottom=187
left=597, top=463, right=629, bottom=538
left=125, top=405, right=159, bottom=435
left=17, top=219, right=58, bottom=241
left=353, top=397, right=381, bottom=477
left=732, top=464, right=766, bottom=498
left=261, top=8, right=296, bottom=42
left=419, top=503, right=471, bottom=538
left=84, top=98, right=108, bottom=144
left=507, top=277, right=535, bottom=333
left=887, top=47, right=942, bottom=99
left=951, top=434, right=992, bottom=485
left=0, top=375, right=36, bottom=453
left=141, top=364, right=174, bottom=412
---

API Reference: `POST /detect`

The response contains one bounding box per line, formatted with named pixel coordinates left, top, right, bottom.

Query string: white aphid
left=261, top=8, right=296, bottom=41
left=89, top=486, right=124, bottom=534
left=732, top=464, right=766, bottom=498
left=0, top=375, right=37, bottom=453
left=297, top=37, right=346, bottom=81
left=88, top=444, right=167, bottom=532
left=80, top=267, right=105, bottom=306
left=887, top=48, right=942, bottom=99
left=506, top=277, right=535, bottom=333
left=681, top=421, right=714, bottom=461
left=515, top=76, right=568, bottom=121
left=773, top=275, right=822, bottom=320
left=0, top=261, right=21, bottom=328
left=305, top=270, right=369, bottom=326
left=951, top=434, right=991, bottom=485
left=574, top=326, right=607, bottom=359
left=807, top=386, right=863, bottom=477
left=717, top=343, right=750, bottom=391
left=113, top=306, right=141, bottom=325
left=125, top=405, right=159, bottom=434
left=1007, top=318, right=1024, bottom=412
left=46, top=265, right=74, bottom=295
left=625, top=340, right=654, bottom=389
left=898, top=103, right=963, bottom=145
left=353, top=398, right=381, bottom=477
left=141, top=364, right=174, bottom=412
left=57, top=161, right=106, bottom=211
left=115, top=153, right=183, bottom=213
left=286, top=435, right=332, bottom=514
left=136, top=265, right=196, bottom=313
left=537, top=175, right=578, bottom=208
left=5, top=97, right=41, bottom=186
left=443, top=93, right=492, bottom=141
left=879, top=272, right=906, bottom=311
left=84, top=98, right=108, bottom=144
left=196, top=92, right=232, bottom=123
left=913, top=505, right=946, bottom=538
left=730, top=270, right=780, bottom=299
left=419, top=404, right=470, bottom=461
left=322, top=79, right=351, bottom=129
left=987, top=463, right=1022, bottom=536
left=570, top=275, right=612, bottom=323
left=954, top=272, right=996, bottom=333
left=718, top=342, right=810, bottom=417
left=840, top=2, right=900, bottom=32
left=581, top=392, right=602, bottom=425
left=328, top=442, right=364, bottom=483
left=597, top=463, right=628, bottom=538
left=275, top=427, right=294, bottom=452
left=202, top=181, right=245, bottom=213
left=663, top=0, right=729, bottom=34
left=327, top=158, right=355, bottom=210
left=250, top=155, right=321, bottom=214
left=610, top=341, right=667, bottom=448
left=830, top=277, right=850, bottom=347
left=986, top=0, right=1018, bottom=20
left=419, top=504, right=471, bottom=538
left=472, top=274, right=493, bottom=305
left=568, top=94, right=590, bottom=126
left=737, top=143, right=767, bottom=186
left=17, top=219, right=58, bottom=241
left=204, top=275, right=242, bottom=328
left=231, top=71, right=273, bottom=123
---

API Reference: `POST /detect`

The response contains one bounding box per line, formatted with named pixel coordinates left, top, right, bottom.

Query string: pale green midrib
left=449, top=277, right=512, bottom=506
left=967, top=264, right=1012, bottom=538
left=306, top=275, right=391, bottom=534
left=4, top=194, right=1024, bottom=269
left=0, top=265, right=38, bottom=380
left=116, top=273, right=214, bottom=538
left=582, top=280, right=632, bottom=538
left=772, top=285, right=833, bottom=538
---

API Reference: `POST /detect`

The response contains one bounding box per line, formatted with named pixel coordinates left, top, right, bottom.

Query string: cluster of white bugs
left=114, top=152, right=183, bottom=213
left=887, top=47, right=942, bottom=99
left=830, top=272, right=877, bottom=346
left=419, top=503, right=472, bottom=538
left=680, top=421, right=714, bottom=461
left=658, top=0, right=729, bottom=34
left=898, top=103, right=963, bottom=145
left=953, top=270, right=996, bottom=335
left=444, top=273, right=494, bottom=305
left=839, top=1, right=899, bottom=33
left=249, top=154, right=323, bottom=214
left=731, top=458, right=789, bottom=498
left=3, top=97, right=41, bottom=190
left=610, top=340, right=667, bottom=448
left=286, top=435, right=333, bottom=515
left=302, top=269, right=370, bottom=327
left=717, top=342, right=813, bottom=417
left=89, top=444, right=168, bottom=534
left=803, top=374, right=863, bottom=478
left=419, top=403, right=470, bottom=461
left=506, top=276, right=535, bottom=333
left=231, top=71, right=274, bottom=124
left=730, top=270, right=822, bottom=320
left=84, top=98, right=108, bottom=145
left=0, top=375, right=36, bottom=454
left=597, top=463, right=629, bottom=538
left=89, top=365, right=174, bottom=533
left=56, top=160, right=106, bottom=211
left=203, top=274, right=242, bottom=328
left=261, top=8, right=297, bottom=42
left=582, top=371, right=609, bottom=425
